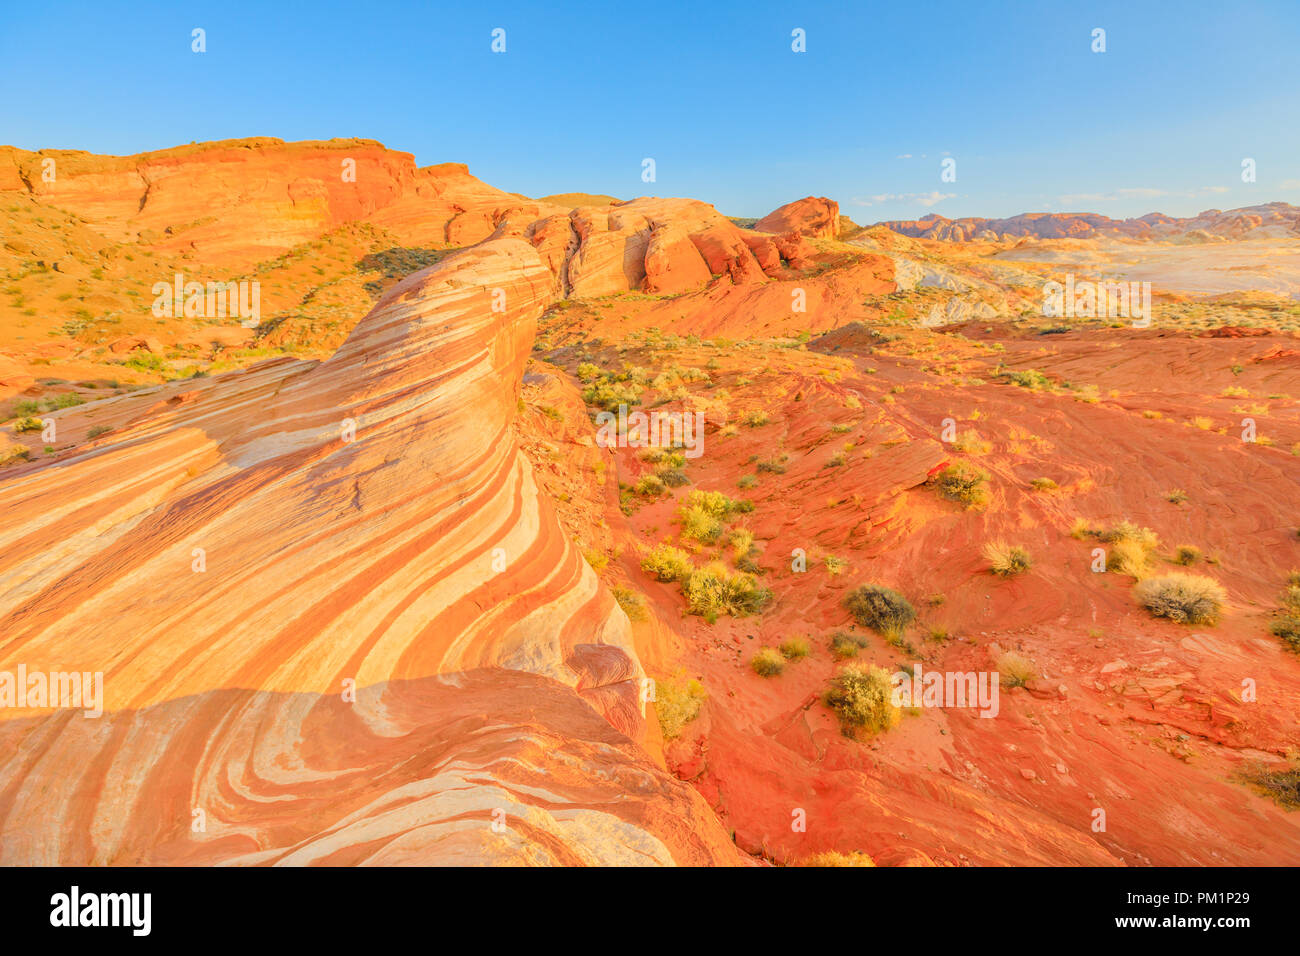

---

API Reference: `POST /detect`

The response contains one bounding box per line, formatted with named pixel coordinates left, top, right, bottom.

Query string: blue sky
left=2, top=0, right=1297, bottom=221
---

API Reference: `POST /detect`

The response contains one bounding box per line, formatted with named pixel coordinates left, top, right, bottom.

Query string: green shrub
left=679, top=504, right=723, bottom=543
left=932, top=462, right=990, bottom=508
left=824, top=664, right=901, bottom=735
left=641, top=544, right=693, bottom=582
left=46, top=393, right=84, bottom=410
left=999, top=368, right=1051, bottom=389
left=123, top=352, right=165, bottom=372
left=635, top=474, right=666, bottom=497
left=582, top=379, right=643, bottom=410
left=727, top=527, right=755, bottom=564
left=677, top=489, right=749, bottom=543
left=843, top=584, right=914, bottom=639
left=682, top=489, right=745, bottom=517
left=682, top=563, right=771, bottom=622
left=655, top=675, right=707, bottom=739
left=1271, top=613, right=1300, bottom=652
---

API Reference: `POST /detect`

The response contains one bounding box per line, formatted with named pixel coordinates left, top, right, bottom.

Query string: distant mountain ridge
left=874, top=202, right=1300, bottom=242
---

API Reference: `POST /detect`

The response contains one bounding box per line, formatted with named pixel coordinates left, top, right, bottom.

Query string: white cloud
left=851, top=191, right=955, bottom=208
left=896, top=154, right=912, bottom=159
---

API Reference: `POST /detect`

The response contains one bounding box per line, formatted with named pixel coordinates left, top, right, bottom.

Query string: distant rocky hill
left=875, top=202, right=1300, bottom=242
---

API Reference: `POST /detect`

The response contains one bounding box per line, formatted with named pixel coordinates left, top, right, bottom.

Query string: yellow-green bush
left=932, top=462, right=990, bottom=508
left=824, top=664, right=901, bottom=735
left=655, top=675, right=707, bottom=739
left=750, top=647, right=785, bottom=677
left=641, top=543, right=693, bottom=582
left=683, top=563, right=771, bottom=622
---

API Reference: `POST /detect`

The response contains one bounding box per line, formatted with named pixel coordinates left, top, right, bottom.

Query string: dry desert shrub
left=750, top=647, right=785, bottom=677
left=1238, top=763, right=1300, bottom=810
left=823, top=554, right=848, bottom=575
left=1134, top=573, right=1227, bottom=625
left=797, top=851, right=876, bottom=867
left=953, top=428, right=992, bottom=454
left=1270, top=578, right=1300, bottom=651
left=830, top=631, right=868, bottom=659
left=984, top=541, right=1032, bottom=576
left=843, top=584, right=915, bottom=639
left=1108, top=538, right=1153, bottom=577
left=996, top=650, right=1038, bottom=688
left=779, top=637, right=810, bottom=660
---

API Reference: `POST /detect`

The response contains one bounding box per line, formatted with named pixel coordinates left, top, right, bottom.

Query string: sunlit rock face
left=0, top=237, right=747, bottom=866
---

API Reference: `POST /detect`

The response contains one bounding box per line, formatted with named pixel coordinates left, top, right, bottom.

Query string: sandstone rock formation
left=756, top=196, right=841, bottom=239
left=0, top=233, right=748, bottom=865
left=0, top=138, right=568, bottom=268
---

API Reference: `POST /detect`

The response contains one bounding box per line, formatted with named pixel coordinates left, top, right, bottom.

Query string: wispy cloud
left=852, top=191, right=955, bottom=208
left=1060, top=192, right=1116, bottom=205
left=896, top=153, right=912, bottom=159
left=1059, top=185, right=1234, bottom=205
